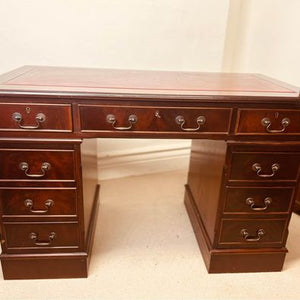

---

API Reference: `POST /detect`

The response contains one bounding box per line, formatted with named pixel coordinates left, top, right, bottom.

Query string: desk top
left=0, top=65, right=299, bottom=100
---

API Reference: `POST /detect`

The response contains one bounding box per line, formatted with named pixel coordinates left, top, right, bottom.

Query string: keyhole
left=274, top=112, right=279, bottom=119
left=26, top=107, right=31, bottom=114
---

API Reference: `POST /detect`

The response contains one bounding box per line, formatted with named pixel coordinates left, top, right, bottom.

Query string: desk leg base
left=0, top=253, right=88, bottom=280
left=184, top=184, right=287, bottom=273
left=0, top=184, right=100, bottom=280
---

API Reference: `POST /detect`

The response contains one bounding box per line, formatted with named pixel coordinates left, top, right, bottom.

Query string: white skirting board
left=95, top=139, right=191, bottom=180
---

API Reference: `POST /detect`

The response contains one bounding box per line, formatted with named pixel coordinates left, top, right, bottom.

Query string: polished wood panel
left=80, top=105, right=232, bottom=133
left=0, top=149, right=75, bottom=181
left=3, top=222, right=80, bottom=252
left=218, top=219, right=287, bottom=248
left=0, top=188, right=77, bottom=217
left=236, top=109, right=300, bottom=135
left=0, top=103, right=72, bottom=132
left=229, top=152, right=300, bottom=182
left=224, top=186, right=294, bottom=214
left=187, top=140, right=227, bottom=243
left=1, top=254, right=88, bottom=279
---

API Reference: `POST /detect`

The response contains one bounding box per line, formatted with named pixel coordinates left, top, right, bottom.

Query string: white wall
left=226, top=0, right=300, bottom=87
left=0, top=0, right=229, bottom=73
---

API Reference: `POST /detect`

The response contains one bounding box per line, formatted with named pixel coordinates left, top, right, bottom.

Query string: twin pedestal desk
left=0, top=66, right=299, bottom=279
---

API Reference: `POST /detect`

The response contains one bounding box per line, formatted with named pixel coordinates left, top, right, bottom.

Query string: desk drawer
left=0, top=149, right=75, bottom=181
left=224, top=187, right=294, bottom=214
left=218, top=219, right=287, bottom=248
left=236, top=109, right=300, bottom=135
left=3, top=222, right=79, bottom=251
left=80, top=105, right=231, bottom=133
left=0, top=103, right=72, bottom=132
left=0, top=188, right=77, bottom=217
left=229, top=152, right=300, bottom=182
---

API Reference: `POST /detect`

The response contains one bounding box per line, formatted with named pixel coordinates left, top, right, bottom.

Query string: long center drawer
left=79, top=105, right=232, bottom=133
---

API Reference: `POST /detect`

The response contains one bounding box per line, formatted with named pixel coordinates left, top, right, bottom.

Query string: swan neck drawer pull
left=245, top=197, right=272, bottom=211
left=29, top=232, right=56, bottom=246
left=24, top=199, right=54, bottom=214
left=175, top=115, right=206, bottom=132
left=12, top=112, right=46, bottom=129
left=19, top=162, right=51, bottom=178
left=261, top=117, right=290, bottom=133
left=106, top=114, right=137, bottom=130
left=252, top=163, right=280, bottom=178
left=240, top=229, right=265, bottom=242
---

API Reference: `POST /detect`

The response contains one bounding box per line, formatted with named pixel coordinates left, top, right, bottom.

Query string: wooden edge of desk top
left=0, top=65, right=299, bottom=102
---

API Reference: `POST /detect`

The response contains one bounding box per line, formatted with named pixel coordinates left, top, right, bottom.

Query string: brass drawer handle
left=252, top=163, right=280, bottom=178
left=106, top=114, right=137, bottom=130
left=19, top=162, right=51, bottom=178
left=240, top=229, right=265, bottom=242
left=12, top=112, right=46, bottom=129
left=245, top=197, right=272, bottom=211
left=261, top=117, right=290, bottom=133
left=175, top=115, right=206, bottom=132
left=24, top=199, right=54, bottom=214
left=29, top=232, right=56, bottom=246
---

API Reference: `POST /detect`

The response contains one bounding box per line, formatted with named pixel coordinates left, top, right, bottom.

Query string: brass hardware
left=155, top=111, right=162, bottom=118
left=19, top=162, right=51, bottom=178
left=12, top=112, right=46, bottom=129
left=25, top=107, right=31, bottom=114
left=175, top=115, right=206, bottom=132
left=24, top=199, right=54, bottom=214
left=240, top=229, right=265, bottom=242
left=261, top=117, right=290, bottom=133
left=246, top=197, right=272, bottom=211
left=29, top=232, right=56, bottom=246
left=252, top=163, right=280, bottom=178
left=106, top=114, right=137, bottom=130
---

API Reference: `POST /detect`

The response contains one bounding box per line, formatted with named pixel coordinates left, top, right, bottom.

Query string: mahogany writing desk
left=0, top=66, right=299, bottom=279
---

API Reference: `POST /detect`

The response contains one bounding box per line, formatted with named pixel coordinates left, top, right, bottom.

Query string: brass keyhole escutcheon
left=26, top=107, right=31, bottom=114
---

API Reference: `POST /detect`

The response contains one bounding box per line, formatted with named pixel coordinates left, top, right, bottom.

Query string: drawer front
left=0, top=149, right=75, bottom=181
left=0, top=103, right=72, bottom=132
left=229, top=152, right=300, bottom=181
left=236, top=109, right=300, bottom=135
left=80, top=105, right=232, bottom=133
left=218, top=219, right=287, bottom=248
left=0, top=188, right=77, bottom=216
left=224, top=187, right=294, bottom=214
left=3, top=222, right=79, bottom=251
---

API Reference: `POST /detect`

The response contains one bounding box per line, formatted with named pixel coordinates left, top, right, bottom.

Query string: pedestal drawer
left=0, top=149, right=75, bottom=181
left=3, top=222, right=80, bottom=252
left=224, top=187, right=294, bottom=214
left=229, top=152, right=300, bottom=182
left=218, top=219, right=288, bottom=248
left=0, top=103, right=72, bottom=132
left=236, top=109, right=300, bottom=135
left=0, top=188, right=77, bottom=217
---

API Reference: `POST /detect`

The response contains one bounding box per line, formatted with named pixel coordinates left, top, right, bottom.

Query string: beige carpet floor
left=1, top=170, right=300, bottom=300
